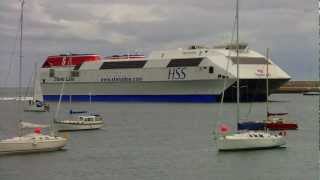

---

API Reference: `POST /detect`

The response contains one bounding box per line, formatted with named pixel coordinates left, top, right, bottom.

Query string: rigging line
left=18, top=0, right=25, bottom=137
left=318, top=0, right=320, bottom=151
left=2, top=3, right=21, bottom=87
left=53, top=56, right=72, bottom=135
left=24, top=69, right=34, bottom=98
left=236, top=0, right=240, bottom=126
left=52, top=71, right=67, bottom=136
left=218, top=12, right=237, bottom=117
left=213, top=2, right=237, bottom=138
left=244, top=65, right=264, bottom=120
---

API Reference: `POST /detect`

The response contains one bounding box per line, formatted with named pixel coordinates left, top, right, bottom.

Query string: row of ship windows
left=49, top=69, right=79, bottom=77
left=48, top=66, right=226, bottom=78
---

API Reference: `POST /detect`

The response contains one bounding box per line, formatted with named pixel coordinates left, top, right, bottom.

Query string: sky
left=0, top=0, right=317, bottom=86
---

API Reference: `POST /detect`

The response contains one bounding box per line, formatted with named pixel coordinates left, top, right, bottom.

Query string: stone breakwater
left=275, top=81, right=320, bottom=93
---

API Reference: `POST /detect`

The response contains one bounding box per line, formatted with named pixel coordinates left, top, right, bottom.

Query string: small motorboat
left=54, top=114, right=104, bottom=131
left=264, top=118, right=298, bottom=130
left=24, top=100, right=49, bottom=112
left=264, top=112, right=298, bottom=130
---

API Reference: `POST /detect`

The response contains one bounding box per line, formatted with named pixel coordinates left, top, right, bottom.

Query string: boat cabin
left=78, top=115, right=102, bottom=122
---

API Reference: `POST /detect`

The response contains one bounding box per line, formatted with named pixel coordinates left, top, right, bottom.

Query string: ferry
left=39, top=44, right=290, bottom=102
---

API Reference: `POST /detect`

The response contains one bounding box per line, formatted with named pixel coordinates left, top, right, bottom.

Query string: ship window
left=259, top=134, right=264, bottom=137
left=100, top=61, right=147, bottom=69
left=70, top=70, right=79, bottom=77
left=218, top=74, right=221, bottom=78
left=209, top=66, right=214, bottom=74
left=42, top=79, right=46, bottom=83
left=167, top=58, right=203, bottom=67
left=230, top=57, right=270, bottom=64
left=49, top=69, right=55, bottom=77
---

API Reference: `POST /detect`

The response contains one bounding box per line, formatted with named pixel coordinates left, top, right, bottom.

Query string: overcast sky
left=0, top=0, right=317, bottom=86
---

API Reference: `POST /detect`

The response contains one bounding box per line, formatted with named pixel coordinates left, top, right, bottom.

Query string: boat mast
left=236, top=0, right=240, bottom=127
left=32, top=62, right=37, bottom=100
left=18, top=0, right=25, bottom=137
left=266, top=48, right=270, bottom=120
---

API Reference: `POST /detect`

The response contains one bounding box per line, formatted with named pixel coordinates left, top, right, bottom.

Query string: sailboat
left=237, top=48, right=298, bottom=131
left=54, top=113, right=104, bottom=131
left=216, top=0, right=286, bottom=151
left=0, top=0, right=67, bottom=154
left=53, top=56, right=104, bottom=131
left=24, top=63, right=49, bottom=112
left=237, top=48, right=272, bottom=131
left=263, top=49, right=298, bottom=130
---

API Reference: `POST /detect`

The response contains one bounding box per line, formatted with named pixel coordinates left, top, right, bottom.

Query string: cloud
left=91, top=4, right=166, bottom=24
left=0, top=0, right=316, bottom=86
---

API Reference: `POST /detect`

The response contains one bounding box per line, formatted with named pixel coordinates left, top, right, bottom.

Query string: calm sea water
left=0, top=88, right=318, bottom=180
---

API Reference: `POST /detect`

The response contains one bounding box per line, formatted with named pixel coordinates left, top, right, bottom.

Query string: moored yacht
left=0, top=129, right=67, bottom=154
left=54, top=114, right=104, bottom=131
left=217, top=131, right=286, bottom=151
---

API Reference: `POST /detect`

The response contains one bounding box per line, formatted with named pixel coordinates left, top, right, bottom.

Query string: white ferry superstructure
left=40, top=48, right=237, bottom=102
left=39, top=44, right=290, bottom=102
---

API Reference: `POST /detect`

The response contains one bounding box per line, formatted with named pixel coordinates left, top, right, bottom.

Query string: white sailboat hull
left=0, top=136, right=67, bottom=154
left=24, top=104, right=47, bottom=112
left=217, top=132, right=286, bottom=151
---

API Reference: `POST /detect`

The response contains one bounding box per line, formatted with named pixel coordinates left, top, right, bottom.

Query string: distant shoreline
left=275, top=80, right=320, bottom=93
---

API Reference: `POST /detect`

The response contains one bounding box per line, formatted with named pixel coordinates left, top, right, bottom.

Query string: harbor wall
left=275, top=81, right=320, bottom=93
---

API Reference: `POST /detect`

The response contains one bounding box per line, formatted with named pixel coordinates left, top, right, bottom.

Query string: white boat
left=217, top=131, right=286, bottom=151
left=216, top=0, right=286, bottom=151
left=24, top=63, right=49, bottom=112
left=54, top=114, right=104, bottom=131
left=0, top=132, right=67, bottom=154
left=0, top=0, right=67, bottom=155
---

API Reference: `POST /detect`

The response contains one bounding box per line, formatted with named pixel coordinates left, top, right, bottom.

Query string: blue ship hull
left=43, top=94, right=219, bottom=103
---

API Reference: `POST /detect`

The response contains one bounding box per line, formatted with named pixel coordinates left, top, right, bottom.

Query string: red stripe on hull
left=265, top=123, right=298, bottom=130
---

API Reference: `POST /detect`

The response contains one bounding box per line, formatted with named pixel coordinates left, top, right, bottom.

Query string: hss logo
left=168, top=67, right=186, bottom=80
